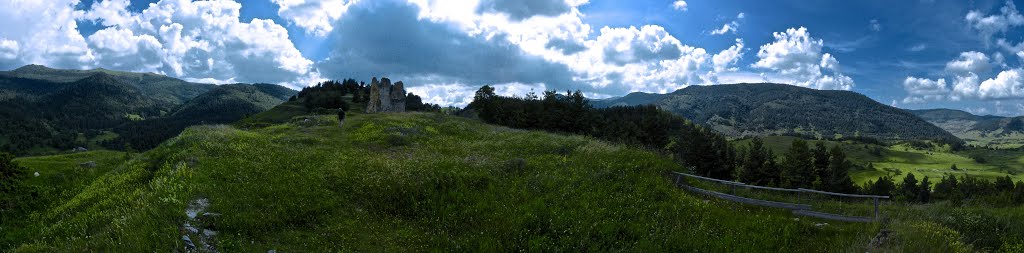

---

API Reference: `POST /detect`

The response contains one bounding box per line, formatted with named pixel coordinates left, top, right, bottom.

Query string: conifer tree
left=899, top=173, right=919, bottom=202
left=781, top=139, right=814, bottom=188
left=811, top=142, right=830, bottom=189
left=823, top=146, right=856, bottom=193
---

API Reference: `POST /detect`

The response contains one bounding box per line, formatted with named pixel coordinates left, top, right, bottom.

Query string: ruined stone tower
left=365, top=77, right=407, bottom=113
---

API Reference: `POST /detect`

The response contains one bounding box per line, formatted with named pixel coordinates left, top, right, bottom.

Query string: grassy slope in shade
left=2, top=151, right=125, bottom=247
left=10, top=113, right=883, bottom=252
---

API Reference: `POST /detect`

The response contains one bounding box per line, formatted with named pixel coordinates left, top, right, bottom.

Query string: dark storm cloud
left=317, top=0, right=583, bottom=92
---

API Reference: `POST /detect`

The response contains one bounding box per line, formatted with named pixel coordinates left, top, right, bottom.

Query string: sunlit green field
left=736, top=136, right=1024, bottom=185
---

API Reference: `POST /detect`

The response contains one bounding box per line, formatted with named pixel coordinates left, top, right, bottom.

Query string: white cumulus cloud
left=965, top=0, right=1024, bottom=43
left=945, top=51, right=991, bottom=75
left=0, top=0, right=93, bottom=70
left=752, top=27, right=854, bottom=90
left=901, top=76, right=947, bottom=103
left=672, top=1, right=687, bottom=11
left=978, top=68, right=1024, bottom=99
left=271, top=0, right=359, bottom=37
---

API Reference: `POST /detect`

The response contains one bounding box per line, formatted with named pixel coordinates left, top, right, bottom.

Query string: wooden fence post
left=873, top=197, right=879, bottom=221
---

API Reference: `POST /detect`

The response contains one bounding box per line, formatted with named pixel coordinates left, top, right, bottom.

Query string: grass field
left=2, top=150, right=125, bottom=247
left=4, top=113, right=1023, bottom=251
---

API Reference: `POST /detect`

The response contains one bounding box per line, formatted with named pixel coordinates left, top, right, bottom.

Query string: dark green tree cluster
left=892, top=173, right=931, bottom=202
left=737, top=138, right=780, bottom=186
left=469, top=86, right=734, bottom=179
left=0, top=152, right=25, bottom=194
left=405, top=93, right=441, bottom=112
left=296, top=79, right=360, bottom=111
left=735, top=138, right=857, bottom=192
left=863, top=168, right=1024, bottom=206
left=295, top=79, right=440, bottom=112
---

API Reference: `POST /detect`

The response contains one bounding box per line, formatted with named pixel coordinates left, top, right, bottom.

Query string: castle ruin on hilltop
left=366, top=77, right=406, bottom=113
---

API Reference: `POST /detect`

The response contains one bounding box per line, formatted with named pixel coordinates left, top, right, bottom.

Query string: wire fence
left=672, top=171, right=889, bottom=223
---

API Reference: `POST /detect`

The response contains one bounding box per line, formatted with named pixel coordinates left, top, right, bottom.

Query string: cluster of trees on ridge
left=293, top=79, right=441, bottom=112
left=467, top=86, right=733, bottom=186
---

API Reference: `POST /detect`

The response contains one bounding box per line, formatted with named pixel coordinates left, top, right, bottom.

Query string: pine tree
left=899, top=173, right=919, bottom=202
left=738, top=138, right=780, bottom=186
left=994, top=175, right=1015, bottom=192
left=781, top=139, right=814, bottom=188
left=865, top=176, right=896, bottom=196
left=824, top=145, right=856, bottom=193
left=933, top=174, right=959, bottom=200
left=811, top=142, right=830, bottom=190
left=918, top=176, right=931, bottom=203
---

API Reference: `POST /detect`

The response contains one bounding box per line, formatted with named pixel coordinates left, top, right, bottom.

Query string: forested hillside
left=593, top=83, right=960, bottom=143
left=107, top=84, right=297, bottom=150
left=0, top=65, right=293, bottom=155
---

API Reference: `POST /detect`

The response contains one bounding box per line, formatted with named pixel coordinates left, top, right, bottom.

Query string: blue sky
left=2, top=0, right=1024, bottom=115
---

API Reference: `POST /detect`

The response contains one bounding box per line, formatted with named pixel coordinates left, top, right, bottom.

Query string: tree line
left=467, top=86, right=736, bottom=182
left=467, top=86, right=861, bottom=193
left=863, top=166, right=1024, bottom=206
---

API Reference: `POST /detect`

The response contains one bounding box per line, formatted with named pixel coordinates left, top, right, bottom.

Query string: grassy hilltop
left=4, top=111, right=1024, bottom=251
left=6, top=112, right=885, bottom=252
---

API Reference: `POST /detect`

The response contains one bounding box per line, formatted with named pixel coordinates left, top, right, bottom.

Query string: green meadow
left=3, top=112, right=1023, bottom=251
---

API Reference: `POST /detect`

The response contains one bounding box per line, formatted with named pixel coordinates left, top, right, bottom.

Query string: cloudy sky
left=1, top=0, right=1024, bottom=115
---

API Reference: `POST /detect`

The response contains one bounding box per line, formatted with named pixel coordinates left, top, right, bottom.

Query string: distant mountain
left=0, top=64, right=215, bottom=107
left=592, top=83, right=960, bottom=142
left=171, top=84, right=289, bottom=121
left=909, top=108, right=1024, bottom=147
left=37, top=73, right=160, bottom=129
left=0, top=65, right=296, bottom=155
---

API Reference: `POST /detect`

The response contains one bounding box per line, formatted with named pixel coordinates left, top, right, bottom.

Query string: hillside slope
left=910, top=108, right=1024, bottom=148
left=109, top=84, right=297, bottom=150
left=0, top=66, right=294, bottom=154
left=37, top=73, right=159, bottom=129
left=593, top=83, right=959, bottom=142
left=6, top=113, right=878, bottom=252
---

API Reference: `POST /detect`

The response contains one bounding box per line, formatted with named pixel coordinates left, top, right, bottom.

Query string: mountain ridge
left=908, top=108, right=1024, bottom=147
left=592, top=83, right=960, bottom=143
left=0, top=65, right=296, bottom=154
